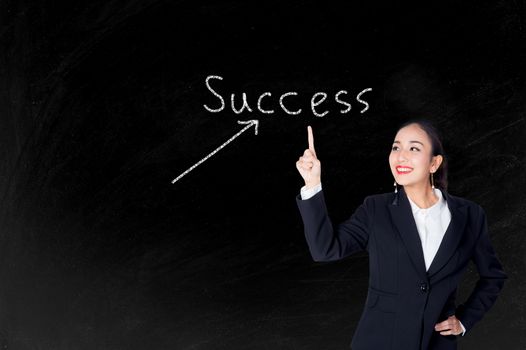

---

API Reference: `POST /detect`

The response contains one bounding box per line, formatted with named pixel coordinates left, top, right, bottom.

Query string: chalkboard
left=0, top=1, right=524, bottom=349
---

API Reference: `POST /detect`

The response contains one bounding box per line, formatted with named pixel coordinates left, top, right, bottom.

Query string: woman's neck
left=403, top=184, right=438, bottom=209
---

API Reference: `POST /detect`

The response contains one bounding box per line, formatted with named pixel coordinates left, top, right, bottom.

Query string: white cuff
left=300, top=183, right=322, bottom=200
left=459, top=320, right=466, bottom=336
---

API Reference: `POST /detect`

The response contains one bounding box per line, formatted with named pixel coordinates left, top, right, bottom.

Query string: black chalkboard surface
left=0, top=1, right=524, bottom=349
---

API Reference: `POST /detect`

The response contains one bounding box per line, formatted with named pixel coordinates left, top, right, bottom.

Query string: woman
left=294, top=120, right=507, bottom=350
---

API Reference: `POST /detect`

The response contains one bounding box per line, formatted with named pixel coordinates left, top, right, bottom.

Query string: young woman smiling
left=295, top=119, right=507, bottom=350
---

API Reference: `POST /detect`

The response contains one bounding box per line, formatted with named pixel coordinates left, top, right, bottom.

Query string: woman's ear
left=431, top=155, right=443, bottom=172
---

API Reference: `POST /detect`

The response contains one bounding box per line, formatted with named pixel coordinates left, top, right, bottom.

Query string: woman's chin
left=395, top=180, right=414, bottom=187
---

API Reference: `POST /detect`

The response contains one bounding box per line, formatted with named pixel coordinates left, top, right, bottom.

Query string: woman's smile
left=396, top=166, right=414, bottom=174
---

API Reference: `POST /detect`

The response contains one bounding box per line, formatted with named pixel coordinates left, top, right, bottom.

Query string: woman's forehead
left=394, top=124, right=429, bottom=143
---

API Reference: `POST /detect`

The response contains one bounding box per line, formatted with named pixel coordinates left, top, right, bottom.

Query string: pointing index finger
left=307, top=126, right=316, bottom=156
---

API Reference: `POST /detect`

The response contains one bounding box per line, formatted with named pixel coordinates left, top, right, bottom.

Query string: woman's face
left=389, top=123, right=440, bottom=188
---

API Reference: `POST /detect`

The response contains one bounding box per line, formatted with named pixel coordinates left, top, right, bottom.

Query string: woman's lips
left=396, top=166, right=413, bottom=174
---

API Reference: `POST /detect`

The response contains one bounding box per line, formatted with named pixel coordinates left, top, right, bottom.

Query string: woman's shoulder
left=364, top=191, right=394, bottom=202
left=364, top=189, right=484, bottom=212
left=443, top=192, right=491, bottom=232
left=444, top=191, right=486, bottom=217
left=361, top=191, right=396, bottom=207
left=444, top=191, right=481, bottom=207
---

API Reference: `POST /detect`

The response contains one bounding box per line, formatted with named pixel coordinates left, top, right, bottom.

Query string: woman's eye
left=391, top=146, right=420, bottom=151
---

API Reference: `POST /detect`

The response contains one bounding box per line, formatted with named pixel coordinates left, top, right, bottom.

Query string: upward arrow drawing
left=171, top=119, right=259, bottom=184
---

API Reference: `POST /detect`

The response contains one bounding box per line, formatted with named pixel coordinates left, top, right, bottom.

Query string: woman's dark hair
left=395, top=118, right=448, bottom=191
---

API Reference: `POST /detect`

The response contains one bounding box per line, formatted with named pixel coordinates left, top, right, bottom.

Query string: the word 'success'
left=203, top=75, right=373, bottom=117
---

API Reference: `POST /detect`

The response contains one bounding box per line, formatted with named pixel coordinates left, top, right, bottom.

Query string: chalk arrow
left=172, top=120, right=259, bottom=184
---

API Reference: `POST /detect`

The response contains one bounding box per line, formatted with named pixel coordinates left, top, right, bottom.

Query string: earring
left=393, top=180, right=398, bottom=193
left=430, top=172, right=435, bottom=189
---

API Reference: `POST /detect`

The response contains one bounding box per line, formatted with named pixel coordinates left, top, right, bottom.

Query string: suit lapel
left=387, top=186, right=468, bottom=280
left=426, top=189, right=468, bottom=277
left=388, top=187, right=427, bottom=279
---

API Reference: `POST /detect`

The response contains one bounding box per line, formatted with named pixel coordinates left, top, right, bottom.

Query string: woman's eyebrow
left=392, top=140, right=425, bottom=146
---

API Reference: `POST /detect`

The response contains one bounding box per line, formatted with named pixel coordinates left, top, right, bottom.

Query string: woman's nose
left=398, top=149, right=409, bottom=161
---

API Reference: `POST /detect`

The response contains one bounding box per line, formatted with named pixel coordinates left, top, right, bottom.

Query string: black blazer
left=295, top=185, right=507, bottom=350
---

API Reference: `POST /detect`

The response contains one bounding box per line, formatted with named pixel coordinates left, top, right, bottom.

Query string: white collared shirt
left=299, top=183, right=466, bottom=336
left=406, top=187, right=451, bottom=272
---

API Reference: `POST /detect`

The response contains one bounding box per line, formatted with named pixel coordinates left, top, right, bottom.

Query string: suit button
left=420, top=283, right=428, bottom=293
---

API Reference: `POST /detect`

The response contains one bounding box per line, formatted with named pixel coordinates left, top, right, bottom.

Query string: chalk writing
left=203, top=75, right=372, bottom=117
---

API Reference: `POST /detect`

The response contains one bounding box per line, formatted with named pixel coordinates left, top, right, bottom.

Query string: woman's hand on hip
left=434, top=315, right=463, bottom=336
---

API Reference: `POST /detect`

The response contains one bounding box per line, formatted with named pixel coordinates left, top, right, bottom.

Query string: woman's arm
left=294, top=125, right=371, bottom=262
left=296, top=189, right=372, bottom=262
left=455, top=205, right=508, bottom=333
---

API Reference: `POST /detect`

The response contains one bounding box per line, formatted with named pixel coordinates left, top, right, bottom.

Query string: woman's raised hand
left=296, top=126, right=321, bottom=188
